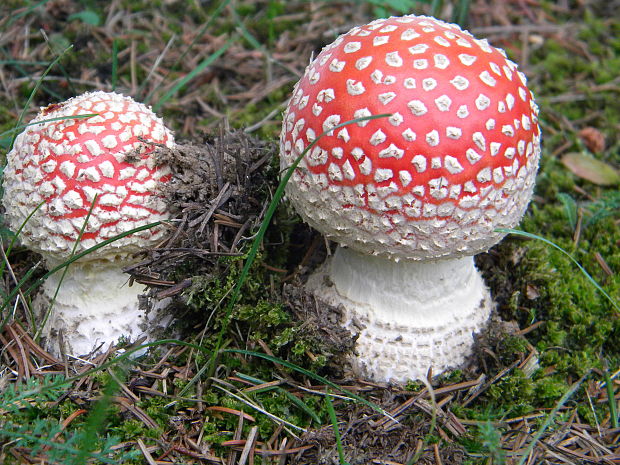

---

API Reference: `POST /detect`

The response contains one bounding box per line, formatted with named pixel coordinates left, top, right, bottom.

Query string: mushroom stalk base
left=36, top=262, right=156, bottom=357
left=307, top=247, right=493, bottom=383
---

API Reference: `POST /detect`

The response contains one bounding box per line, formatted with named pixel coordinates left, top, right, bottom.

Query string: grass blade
left=430, top=0, right=443, bottom=17
left=0, top=60, right=50, bottom=65
left=73, top=367, right=125, bottom=464
left=111, top=38, right=119, bottom=91
left=0, top=200, right=45, bottom=289
left=39, top=29, right=76, bottom=96
left=0, top=113, right=98, bottom=140
left=152, top=37, right=235, bottom=112
left=325, top=389, right=349, bottom=465
left=0, top=429, right=120, bottom=464
left=603, top=366, right=619, bottom=428
left=234, top=372, right=322, bottom=424
left=557, top=193, right=577, bottom=231
left=0, top=260, right=41, bottom=326
left=451, top=0, right=471, bottom=26
left=213, top=383, right=306, bottom=432
left=225, top=348, right=389, bottom=418
left=136, top=34, right=176, bottom=100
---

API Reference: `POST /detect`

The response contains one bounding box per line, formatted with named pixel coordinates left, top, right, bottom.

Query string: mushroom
left=2, top=91, right=174, bottom=356
left=280, top=15, right=541, bottom=382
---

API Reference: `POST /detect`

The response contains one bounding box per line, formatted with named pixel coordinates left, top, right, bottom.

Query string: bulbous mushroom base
left=307, top=247, right=493, bottom=383
left=35, top=261, right=168, bottom=357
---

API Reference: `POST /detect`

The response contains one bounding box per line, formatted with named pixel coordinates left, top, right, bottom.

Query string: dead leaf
left=578, top=127, right=605, bottom=153
left=526, top=284, right=540, bottom=300
left=561, top=152, right=620, bottom=186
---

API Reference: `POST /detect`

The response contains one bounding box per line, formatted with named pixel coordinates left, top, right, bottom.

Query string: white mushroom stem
left=307, top=247, right=493, bottom=383
left=36, top=260, right=153, bottom=357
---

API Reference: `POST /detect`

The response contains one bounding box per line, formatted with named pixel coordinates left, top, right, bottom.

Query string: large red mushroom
left=3, top=91, right=174, bottom=356
left=280, top=15, right=541, bottom=382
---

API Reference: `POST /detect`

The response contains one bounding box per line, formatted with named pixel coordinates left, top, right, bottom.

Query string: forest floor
left=0, top=1, right=618, bottom=464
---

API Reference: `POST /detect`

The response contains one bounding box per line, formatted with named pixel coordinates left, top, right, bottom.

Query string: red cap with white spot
left=280, top=15, right=541, bottom=260
left=3, top=91, right=174, bottom=263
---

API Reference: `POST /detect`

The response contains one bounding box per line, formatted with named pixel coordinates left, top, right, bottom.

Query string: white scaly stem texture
left=307, top=247, right=493, bottom=383
left=37, top=260, right=152, bottom=357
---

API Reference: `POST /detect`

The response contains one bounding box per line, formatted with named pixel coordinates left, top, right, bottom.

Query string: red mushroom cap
left=280, top=15, right=541, bottom=260
left=2, top=91, right=174, bottom=263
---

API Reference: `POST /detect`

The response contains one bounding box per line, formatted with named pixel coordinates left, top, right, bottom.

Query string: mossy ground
left=0, top=1, right=618, bottom=464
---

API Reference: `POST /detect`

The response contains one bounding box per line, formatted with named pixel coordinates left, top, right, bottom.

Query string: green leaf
left=67, top=10, right=101, bottom=26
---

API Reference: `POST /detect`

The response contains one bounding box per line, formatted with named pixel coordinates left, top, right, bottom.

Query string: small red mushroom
left=280, top=15, right=541, bottom=382
left=3, top=91, right=174, bottom=356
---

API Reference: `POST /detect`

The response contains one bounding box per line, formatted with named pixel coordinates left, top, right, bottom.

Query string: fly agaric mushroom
left=2, top=91, right=174, bottom=356
left=280, top=15, right=541, bottom=382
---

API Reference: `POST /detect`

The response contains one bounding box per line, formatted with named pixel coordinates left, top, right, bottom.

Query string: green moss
left=437, top=369, right=464, bottom=385
left=202, top=420, right=233, bottom=445
left=236, top=300, right=289, bottom=330
left=231, top=98, right=288, bottom=140
left=179, top=244, right=338, bottom=372
left=487, top=369, right=535, bottom=417
left=404, top=380, right=425, bottom=392
left=137, top=396, right=174, bottom=430
left=497, top=335, right=530, bottom=364
left=111, top=419, right=160, bottom=442
left=476, top=109, right=619, bottom=422
left=532, top=375, right=570, bottom=406
left=517, top=217, right=620, bottom=355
